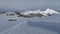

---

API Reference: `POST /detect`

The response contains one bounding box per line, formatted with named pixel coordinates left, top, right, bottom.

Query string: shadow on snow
left=27, top=21, right=60, bottom=34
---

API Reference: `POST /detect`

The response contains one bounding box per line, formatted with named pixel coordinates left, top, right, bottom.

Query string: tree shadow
left=27, top=21, right=60, bottom=34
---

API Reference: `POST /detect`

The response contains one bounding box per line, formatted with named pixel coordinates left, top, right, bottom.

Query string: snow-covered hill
left=21, top=8, right=60, bottom=17
left=0, top=8, right=60, bottom=34
left=0, top=8, right=60, bottom=18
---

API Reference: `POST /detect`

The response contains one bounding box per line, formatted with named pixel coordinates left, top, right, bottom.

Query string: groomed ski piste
left=0, top=8, right=60, bottom=34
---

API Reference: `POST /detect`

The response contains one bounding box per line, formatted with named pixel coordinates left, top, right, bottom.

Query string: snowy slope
left=0, top=8, right=60, bottom=34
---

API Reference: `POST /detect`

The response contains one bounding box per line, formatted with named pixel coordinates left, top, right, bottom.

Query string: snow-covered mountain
left=0, top=8, right=60, bottom=18
left=20, top=8, right=60, bottom=17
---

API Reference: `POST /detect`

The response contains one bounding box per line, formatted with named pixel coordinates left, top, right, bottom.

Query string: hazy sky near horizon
left=0, top=0, right=60, bottom=10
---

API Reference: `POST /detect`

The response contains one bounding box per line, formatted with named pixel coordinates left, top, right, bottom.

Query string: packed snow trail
left=0, top=21, right=27, bottom=34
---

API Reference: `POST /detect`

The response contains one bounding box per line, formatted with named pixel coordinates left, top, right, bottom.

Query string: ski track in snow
left=0, top=21, right=27, bottom=34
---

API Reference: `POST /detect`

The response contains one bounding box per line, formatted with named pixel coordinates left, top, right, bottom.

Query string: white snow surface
left=0, top=8, right=60, bottom=34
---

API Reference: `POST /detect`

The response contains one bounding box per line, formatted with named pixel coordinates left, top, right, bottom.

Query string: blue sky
left=0, top=0, right=60, bottom=10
